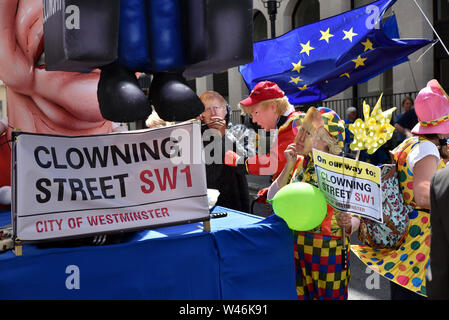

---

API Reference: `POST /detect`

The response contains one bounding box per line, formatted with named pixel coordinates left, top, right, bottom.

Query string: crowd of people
left=1, top=0, right=447, bottom=302
left=157, top=79, right=448, bottom=301
left=2, top=71, right=448, bottom=300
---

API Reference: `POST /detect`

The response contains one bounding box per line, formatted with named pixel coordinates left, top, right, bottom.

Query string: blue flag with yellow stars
left=239, top=0, right=433, bottom=105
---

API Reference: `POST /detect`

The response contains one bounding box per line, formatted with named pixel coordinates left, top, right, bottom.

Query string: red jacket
left=245, top=111, right=301, bottom=180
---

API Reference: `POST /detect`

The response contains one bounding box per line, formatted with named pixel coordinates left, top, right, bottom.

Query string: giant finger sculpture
left=0, top=0, right=116, bottom=209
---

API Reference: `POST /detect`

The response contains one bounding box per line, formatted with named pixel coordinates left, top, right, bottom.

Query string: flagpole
left=341, top=150, right=360, bottom=270
left=412, top=0, right=449, bottom=57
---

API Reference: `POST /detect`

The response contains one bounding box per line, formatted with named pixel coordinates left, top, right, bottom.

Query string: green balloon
left=270, top=182, right=327, bottom=231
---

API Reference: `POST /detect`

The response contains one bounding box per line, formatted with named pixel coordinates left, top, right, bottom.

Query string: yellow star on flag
left=289, top=76, right=303, bottom=84
left=300, top=41, right=315, bottom=56
left=291, top=60, right=306, bottom=73
left=298, top=85, right=309, bottom=91
left=319, top=28, right=334, bottom=43
left=339, top=73, right=350, bottom=79
left=361, top=38, right=374, bottom=52
left=352, top=55, right=367, bottom=69
left=342, top=27, right=358, bottom=42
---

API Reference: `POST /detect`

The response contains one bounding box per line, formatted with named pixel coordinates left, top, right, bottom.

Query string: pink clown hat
left=412, top=79, right=449, bottom=135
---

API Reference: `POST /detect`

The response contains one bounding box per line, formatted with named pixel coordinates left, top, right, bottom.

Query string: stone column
left=195, top=74, right=214, bottom=96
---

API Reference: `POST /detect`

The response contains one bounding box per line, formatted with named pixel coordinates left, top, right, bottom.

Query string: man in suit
left=429, top=164, right=449, bottom=299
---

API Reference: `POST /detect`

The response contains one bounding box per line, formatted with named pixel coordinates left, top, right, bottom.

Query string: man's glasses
left=204, top=105, right=226, bottom=114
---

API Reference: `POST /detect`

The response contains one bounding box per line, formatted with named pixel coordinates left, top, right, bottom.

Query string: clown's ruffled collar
left=277, top=105, right=297, bottom=130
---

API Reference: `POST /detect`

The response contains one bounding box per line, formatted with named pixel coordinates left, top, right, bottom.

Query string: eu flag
left=239, top=0, right=433, bottom=105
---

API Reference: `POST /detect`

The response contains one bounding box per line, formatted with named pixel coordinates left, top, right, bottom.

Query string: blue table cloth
left=0, top=207, right=296, bottom=300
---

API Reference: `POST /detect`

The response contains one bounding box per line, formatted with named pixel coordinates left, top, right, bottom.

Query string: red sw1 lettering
left=140, top=165, right=192, bottom=194
left=354, top=192, right=374, bottom=205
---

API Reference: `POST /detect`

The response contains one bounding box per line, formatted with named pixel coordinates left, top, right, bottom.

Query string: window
left=440, top=58, right=449, bottom=92
left=437, top=0, right=449, bottom=22
left=353, top=0, right=393, bottom=18
left=254, top=10, right=268, bottom=42
left=353, top=0, right=373, bottom=9
left=186, top=79, right=196, bottom=93
left=292, top=0, right=320, bottom=29
left=434, top=1, right=449, bottom=80
left=213, top=71, right=229, bottom=101
left=357, top=69, right=393, bottom=97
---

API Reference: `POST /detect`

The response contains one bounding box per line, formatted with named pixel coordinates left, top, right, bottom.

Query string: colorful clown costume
left=351, top=136, right=445, bottom=296
left=290, top=154, right=351, bottom=300
left=245, top=109, right=302, bottom=180
left=275, top=107, right=350, bottom=300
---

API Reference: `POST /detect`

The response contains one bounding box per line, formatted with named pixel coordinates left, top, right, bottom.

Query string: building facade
left=1, top=1, right=447, bottom=126
left=195, top=0, right=448, bottom=123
